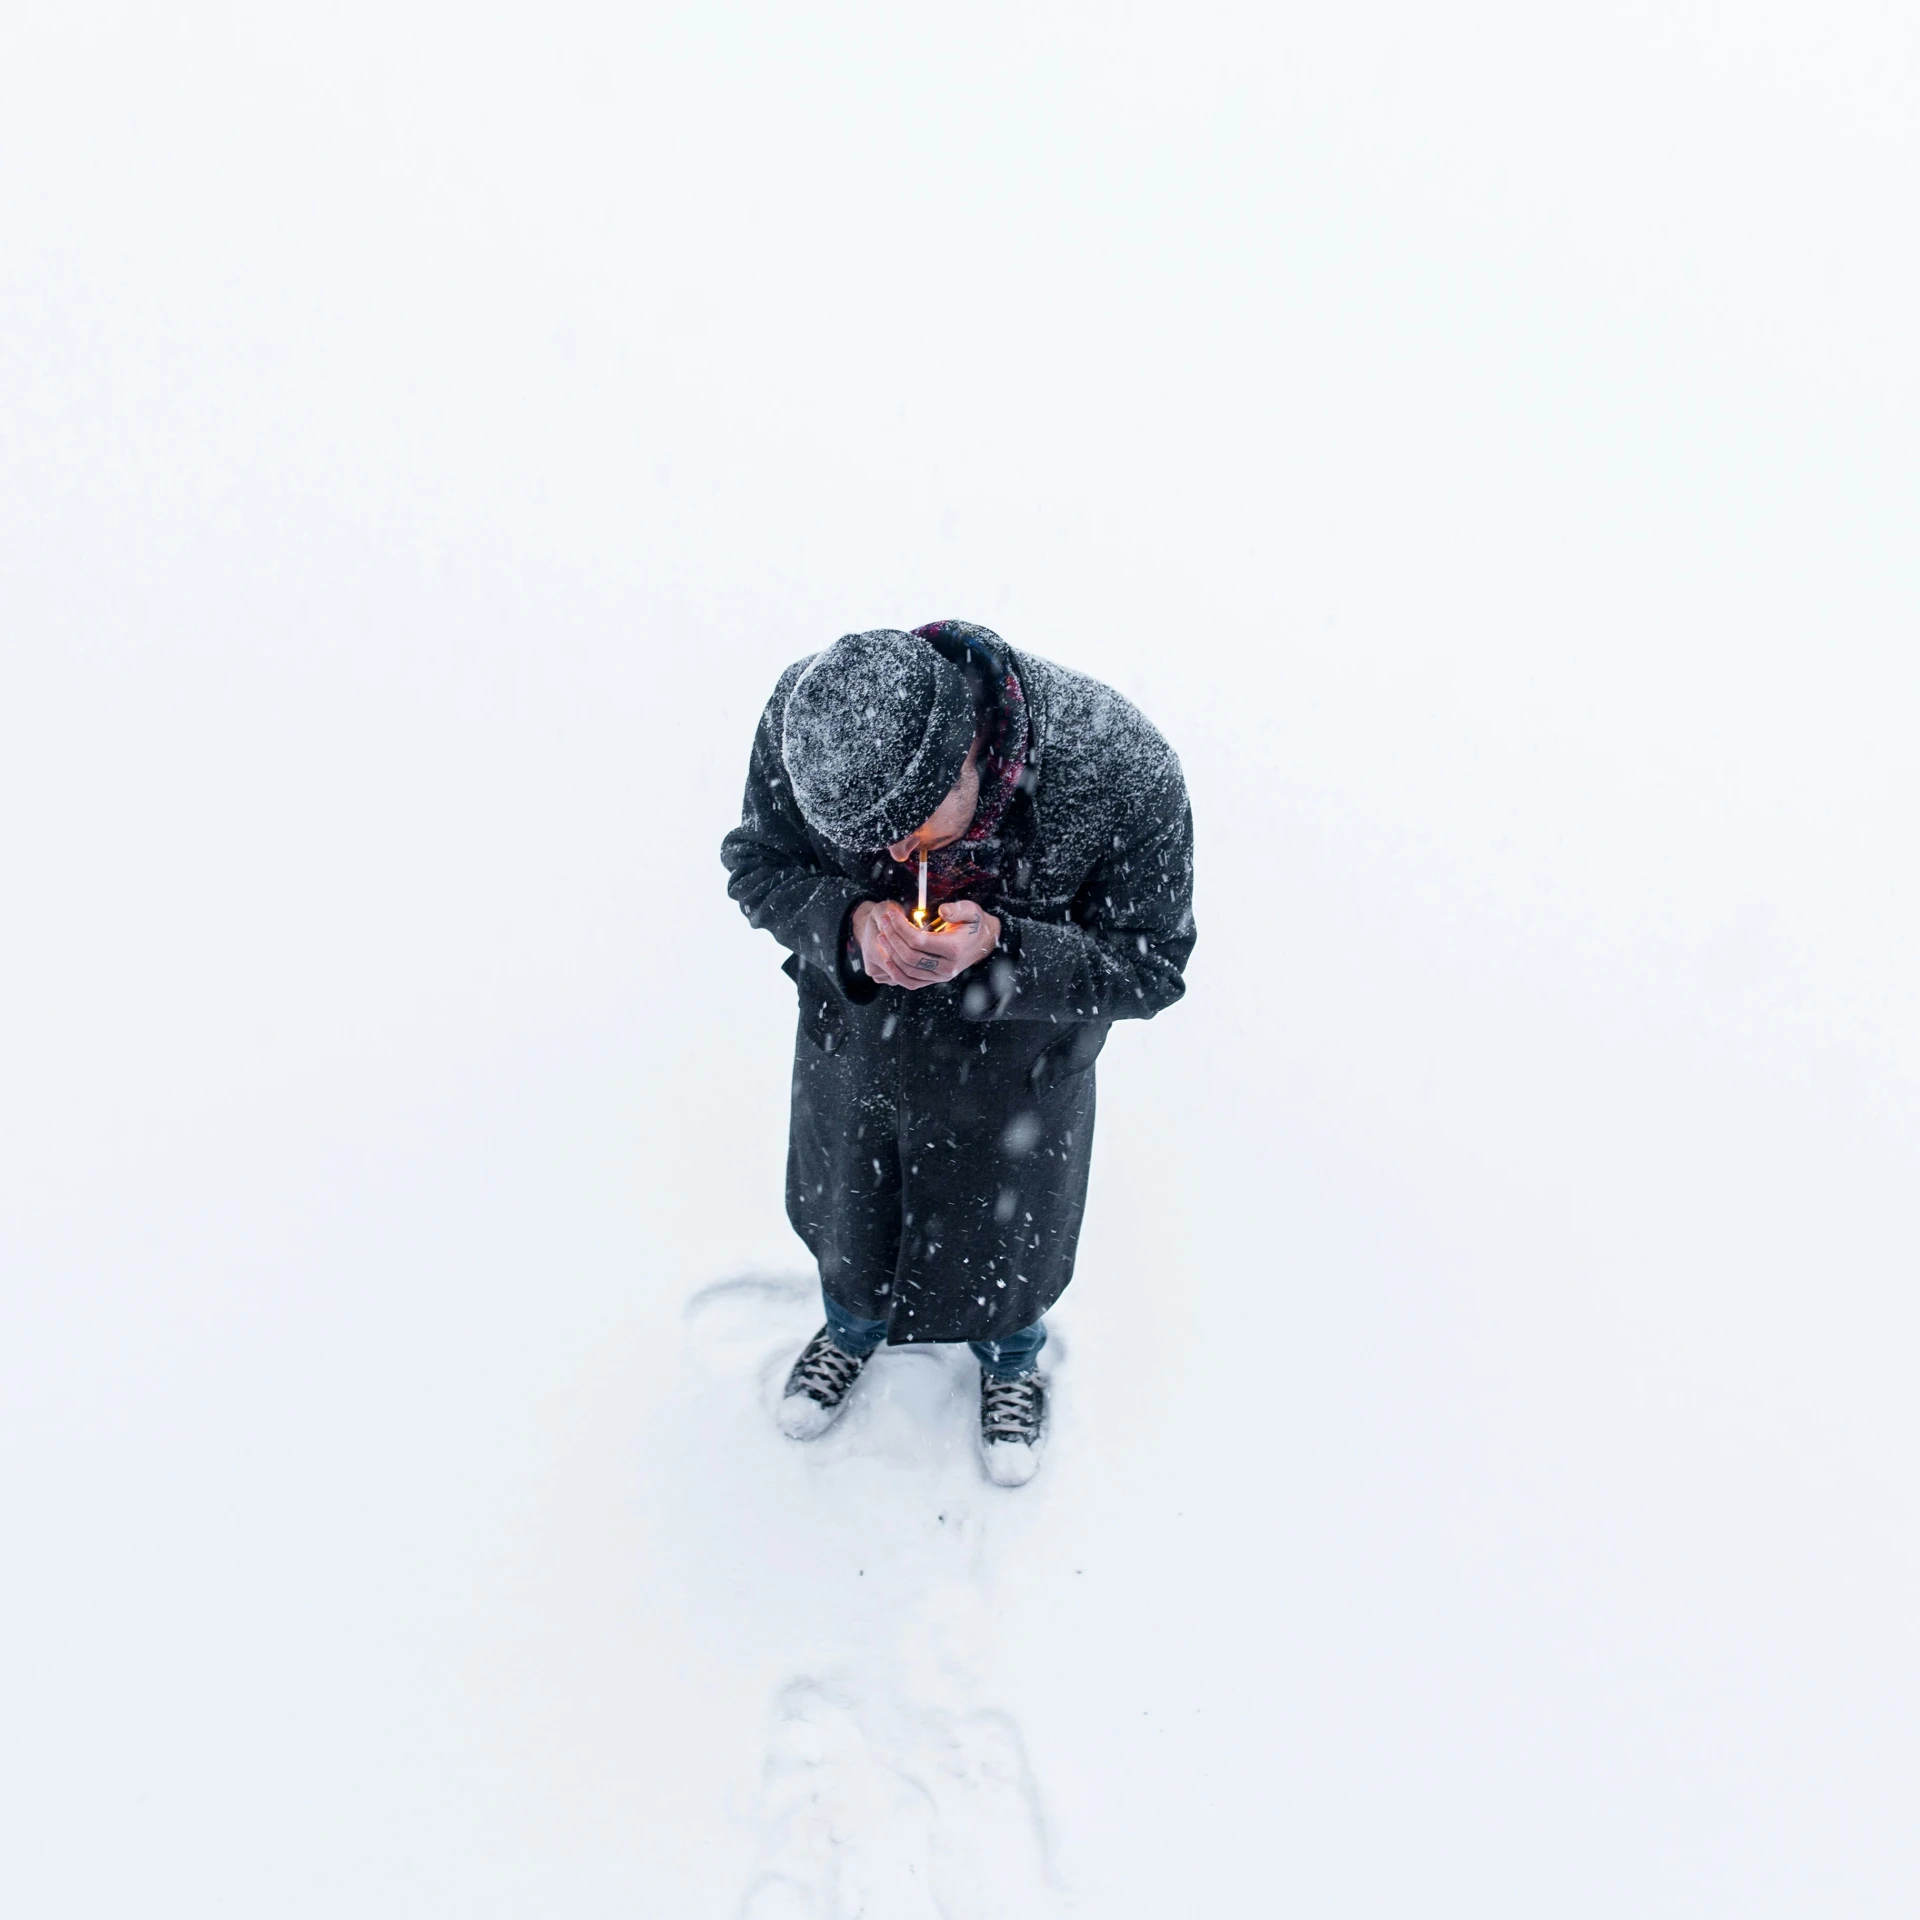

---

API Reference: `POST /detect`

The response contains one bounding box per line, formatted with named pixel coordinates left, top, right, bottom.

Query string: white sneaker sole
left=776, top=1391, right=845, bottom=1440
left=981, top=1436, right=1044, bottom=1487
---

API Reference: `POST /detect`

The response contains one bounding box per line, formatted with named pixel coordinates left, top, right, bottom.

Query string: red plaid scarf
left=918, top=657, right=1028, bottom=907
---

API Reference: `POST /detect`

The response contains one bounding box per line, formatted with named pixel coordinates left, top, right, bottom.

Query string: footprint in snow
left=740, top=1674, right=1056, bottom=1920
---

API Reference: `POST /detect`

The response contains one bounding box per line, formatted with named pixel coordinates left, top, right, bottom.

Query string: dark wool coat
left=720, top=644, right=1196, bottom=1345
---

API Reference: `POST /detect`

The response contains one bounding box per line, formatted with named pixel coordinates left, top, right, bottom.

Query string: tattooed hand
left=851, top=898, right=1001, bottom=990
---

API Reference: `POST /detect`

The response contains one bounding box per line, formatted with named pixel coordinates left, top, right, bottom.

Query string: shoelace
left=980, top=1373, right=1044, bottom=1443
left=789, top=1333, right=866, bottom=1403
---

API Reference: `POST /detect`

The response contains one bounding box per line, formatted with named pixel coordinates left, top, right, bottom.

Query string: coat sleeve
left=719, top=679, right=878, bottom=1001
left=971, top=759, right=1196, bottom=1026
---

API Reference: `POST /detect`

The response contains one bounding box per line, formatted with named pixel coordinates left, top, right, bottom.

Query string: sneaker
left=979, top=1369, right=1048, bottom=1486
left=776, top=1326, right=871, bottom=1439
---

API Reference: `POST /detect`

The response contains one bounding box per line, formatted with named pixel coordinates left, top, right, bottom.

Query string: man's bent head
left=886, top=735, right=984, bottom=862
left=783, top=629, right=978, bottom=849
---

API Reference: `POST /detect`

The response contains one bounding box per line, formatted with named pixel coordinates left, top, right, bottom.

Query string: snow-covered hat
left=783, top=629, right=978, bottom=849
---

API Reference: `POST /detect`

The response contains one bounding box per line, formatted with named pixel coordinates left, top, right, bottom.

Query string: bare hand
left=849, top=900, right=933, bottom=988
left=851, top=898, right=1001, bottom=990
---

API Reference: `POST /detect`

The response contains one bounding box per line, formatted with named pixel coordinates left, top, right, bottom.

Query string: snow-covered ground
left=5, top=6, right=1919, bottom=1916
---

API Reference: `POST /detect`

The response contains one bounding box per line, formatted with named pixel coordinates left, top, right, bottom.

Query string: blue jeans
left=823, top=1290, right=1047, bottom=1381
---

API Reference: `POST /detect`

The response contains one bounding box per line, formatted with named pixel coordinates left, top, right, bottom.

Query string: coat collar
left=1006, top=644, right=1050, bottom=783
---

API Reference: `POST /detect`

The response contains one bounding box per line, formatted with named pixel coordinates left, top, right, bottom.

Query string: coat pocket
left=787, top=954, right=848, bottom=1055
left=1026, top=1020, right=1109, bottom=1092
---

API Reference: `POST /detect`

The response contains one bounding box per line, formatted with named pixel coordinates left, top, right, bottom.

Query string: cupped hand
left=852, top=898, right=1000, bottom=989
left=850, top=899, right=929, bottom=987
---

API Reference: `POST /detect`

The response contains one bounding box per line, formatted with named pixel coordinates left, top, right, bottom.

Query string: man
left=720, top=621, right=1195, bottom=1486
